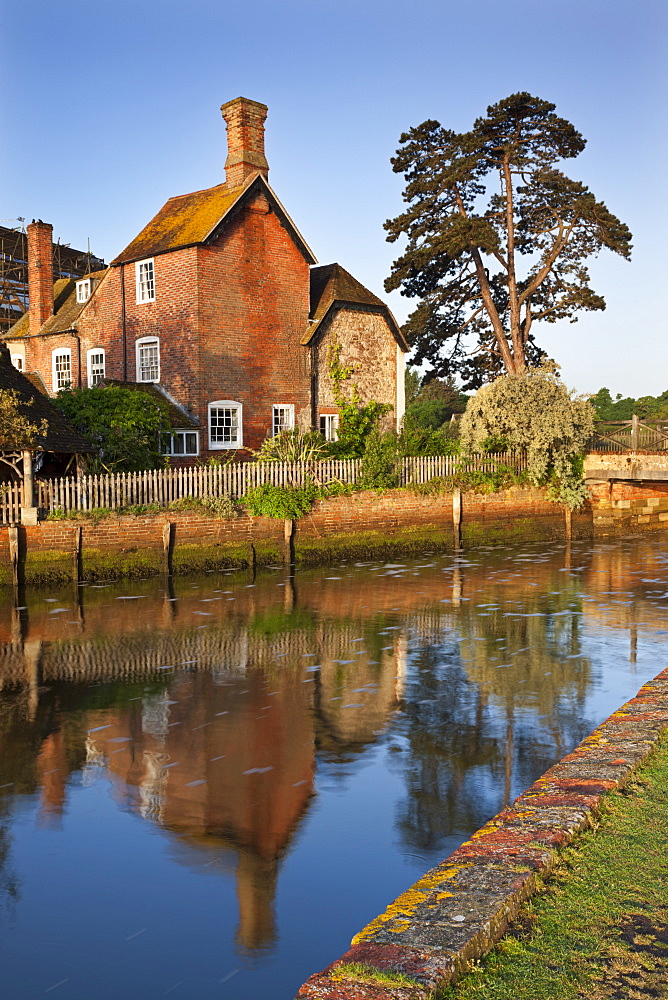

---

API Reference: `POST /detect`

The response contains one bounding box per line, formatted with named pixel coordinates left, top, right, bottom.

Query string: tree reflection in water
left=0, top=537, right=665, bottom=997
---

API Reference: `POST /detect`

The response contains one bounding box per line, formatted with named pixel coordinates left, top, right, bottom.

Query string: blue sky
left=3, top=0, right=666, bottom=396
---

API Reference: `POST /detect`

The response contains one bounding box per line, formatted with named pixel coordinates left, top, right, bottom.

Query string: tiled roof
left=0, top=347, right=93, bottom=453
left=303, top=263, right=409, bottom=350
left=112, top=173, right=316, bottom=265
left=112, top=183, right=242, bottom=264
left=4, top=270, right=109, bottom=340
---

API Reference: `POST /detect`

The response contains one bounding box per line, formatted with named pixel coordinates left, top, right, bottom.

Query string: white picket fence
left=0, top=482, right=22, bottom=524
left=0, top=452, right=527, bottom=522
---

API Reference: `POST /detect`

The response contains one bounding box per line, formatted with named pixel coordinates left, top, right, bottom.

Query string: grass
left=331, top=962, right=421, bottom=989
left=441, top=735, right=668, bottom=1000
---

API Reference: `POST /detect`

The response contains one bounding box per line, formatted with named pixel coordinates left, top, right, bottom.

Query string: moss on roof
left=111, top=173, right=316, bottom=266
left=304, top=263, right=409, bottom=350
left=4, top=270, right=109, bottom=340
left=112, top=183, right=243, bottom=265
left=0, top=347, right=93, bottom=453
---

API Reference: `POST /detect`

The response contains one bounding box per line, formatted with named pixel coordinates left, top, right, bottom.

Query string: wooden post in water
left=8, top=525, right=20, bottom=589
left=284, top=519, right=295, bottom=566
left=564, top=506, right=572, bottom=541
left=162, top=522, right=174, bottom=576
left=452, top=489, right=462, bottom=550
left=72, top=525, right=83, bottom=583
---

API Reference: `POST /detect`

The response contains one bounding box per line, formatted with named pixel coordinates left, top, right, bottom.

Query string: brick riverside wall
left=589, top=481, right=668, bottom=533
left=296, top=667, right=668, bottom=999
left=0, top=486, right=594, bottom=585
left=8, top=480, right=668, bottom=583
left=298, top=486, right=590, bottom=542
left=0, top=510, right=282, bottom=563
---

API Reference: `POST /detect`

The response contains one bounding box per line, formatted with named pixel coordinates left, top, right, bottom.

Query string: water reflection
left=0, top=537, right=667, bottom=998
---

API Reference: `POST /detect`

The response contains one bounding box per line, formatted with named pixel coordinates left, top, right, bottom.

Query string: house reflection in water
left=0, top=537, right=663, bottom=957
left=0, top=581, right=406, bottom=953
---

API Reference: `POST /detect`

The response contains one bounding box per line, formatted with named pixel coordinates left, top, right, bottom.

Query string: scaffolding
left=0, top=223, right=105, bottom=336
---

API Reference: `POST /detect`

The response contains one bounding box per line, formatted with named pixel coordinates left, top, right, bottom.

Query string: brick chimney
left=27, top=220, right=54, bottom=335
left=220, top=97, right=269, bottom=188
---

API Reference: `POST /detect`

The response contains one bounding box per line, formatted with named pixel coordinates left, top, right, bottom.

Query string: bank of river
left=0, top=535, right=667, bottom=998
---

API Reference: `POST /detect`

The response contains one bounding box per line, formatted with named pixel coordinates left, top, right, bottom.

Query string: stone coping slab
left=295, top=665, right=668, bottom=999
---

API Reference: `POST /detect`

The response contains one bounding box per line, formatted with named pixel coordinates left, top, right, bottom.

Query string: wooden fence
left=587, top=416, right=668, bottom=453
left=0, top=452, right=529, bottom=522
left=0, top=482, right=22, bottom=525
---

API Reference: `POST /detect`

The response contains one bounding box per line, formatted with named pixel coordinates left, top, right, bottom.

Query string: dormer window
left=76, top=279, right=91, bottom=303
left=136, top=259, right=155, bottom=303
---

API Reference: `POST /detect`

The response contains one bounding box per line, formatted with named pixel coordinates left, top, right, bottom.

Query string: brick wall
left=196, top=191, right=311, bottom=451
left=589, top=481, right=668, bottom=533
left=10, top=481, right=668, bottom=584
left=298, top=486, right=586, bottom=542
left=34, top=191, right=312, bottom=457
left=16, top=484, right=665, bottom=585
left=0, top=510, right=283, bottom=565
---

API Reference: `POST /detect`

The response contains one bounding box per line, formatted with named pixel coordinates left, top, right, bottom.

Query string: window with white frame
left=87, top=348, right=106, bottom=387
left=161, top=430, right=200, bottom=457
left=10, top=354, right=23, bottom=371
left=272, top=404, right=294, bottom=436
left=76, top=279, right=91, bottom=303
left=209, top=401, right=242, bottom=449
left=136, top=337, right=160, bottom=382
left=135, top=259, right=155, bottom=303
left=52, top=349, right=72, bottom=391
left=319, top=413, right=339, bottom=442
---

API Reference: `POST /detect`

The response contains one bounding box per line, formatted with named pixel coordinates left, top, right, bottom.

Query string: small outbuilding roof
left=0, top=345, right=93, bottom=453
left=303, top=263, right=409, bottom=351
left=97, top=380, right=200, bottom=428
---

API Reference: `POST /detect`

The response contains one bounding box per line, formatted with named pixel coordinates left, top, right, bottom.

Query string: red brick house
left=4, top=98, right=408, bottom=460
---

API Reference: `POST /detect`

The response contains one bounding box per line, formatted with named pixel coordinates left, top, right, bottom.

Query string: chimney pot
left=220, top=97, right=269, bottom=188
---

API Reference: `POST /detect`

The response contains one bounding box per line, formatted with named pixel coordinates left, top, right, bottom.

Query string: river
left=0, top=535, right=666, bottom=999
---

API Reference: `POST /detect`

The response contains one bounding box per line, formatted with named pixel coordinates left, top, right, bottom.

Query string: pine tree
left=385, top=93, right=632, bottom=389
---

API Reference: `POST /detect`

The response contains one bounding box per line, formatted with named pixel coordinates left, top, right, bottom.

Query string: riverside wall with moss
left=0, top=486, right=599, bottom=587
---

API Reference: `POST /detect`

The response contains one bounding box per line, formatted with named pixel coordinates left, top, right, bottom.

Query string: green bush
left=167, top=495, right=236, bottom=518
left=359, top=429, right=401, bottom=489
left=399, top=424, right=460, bottom=457
left=460, top=365, right=594, bottom=508
left=242, top=482, right=318, bottom=519
left=253, top=428, right=328, bottom=462
left=54, top=385, right=172, bottom=472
